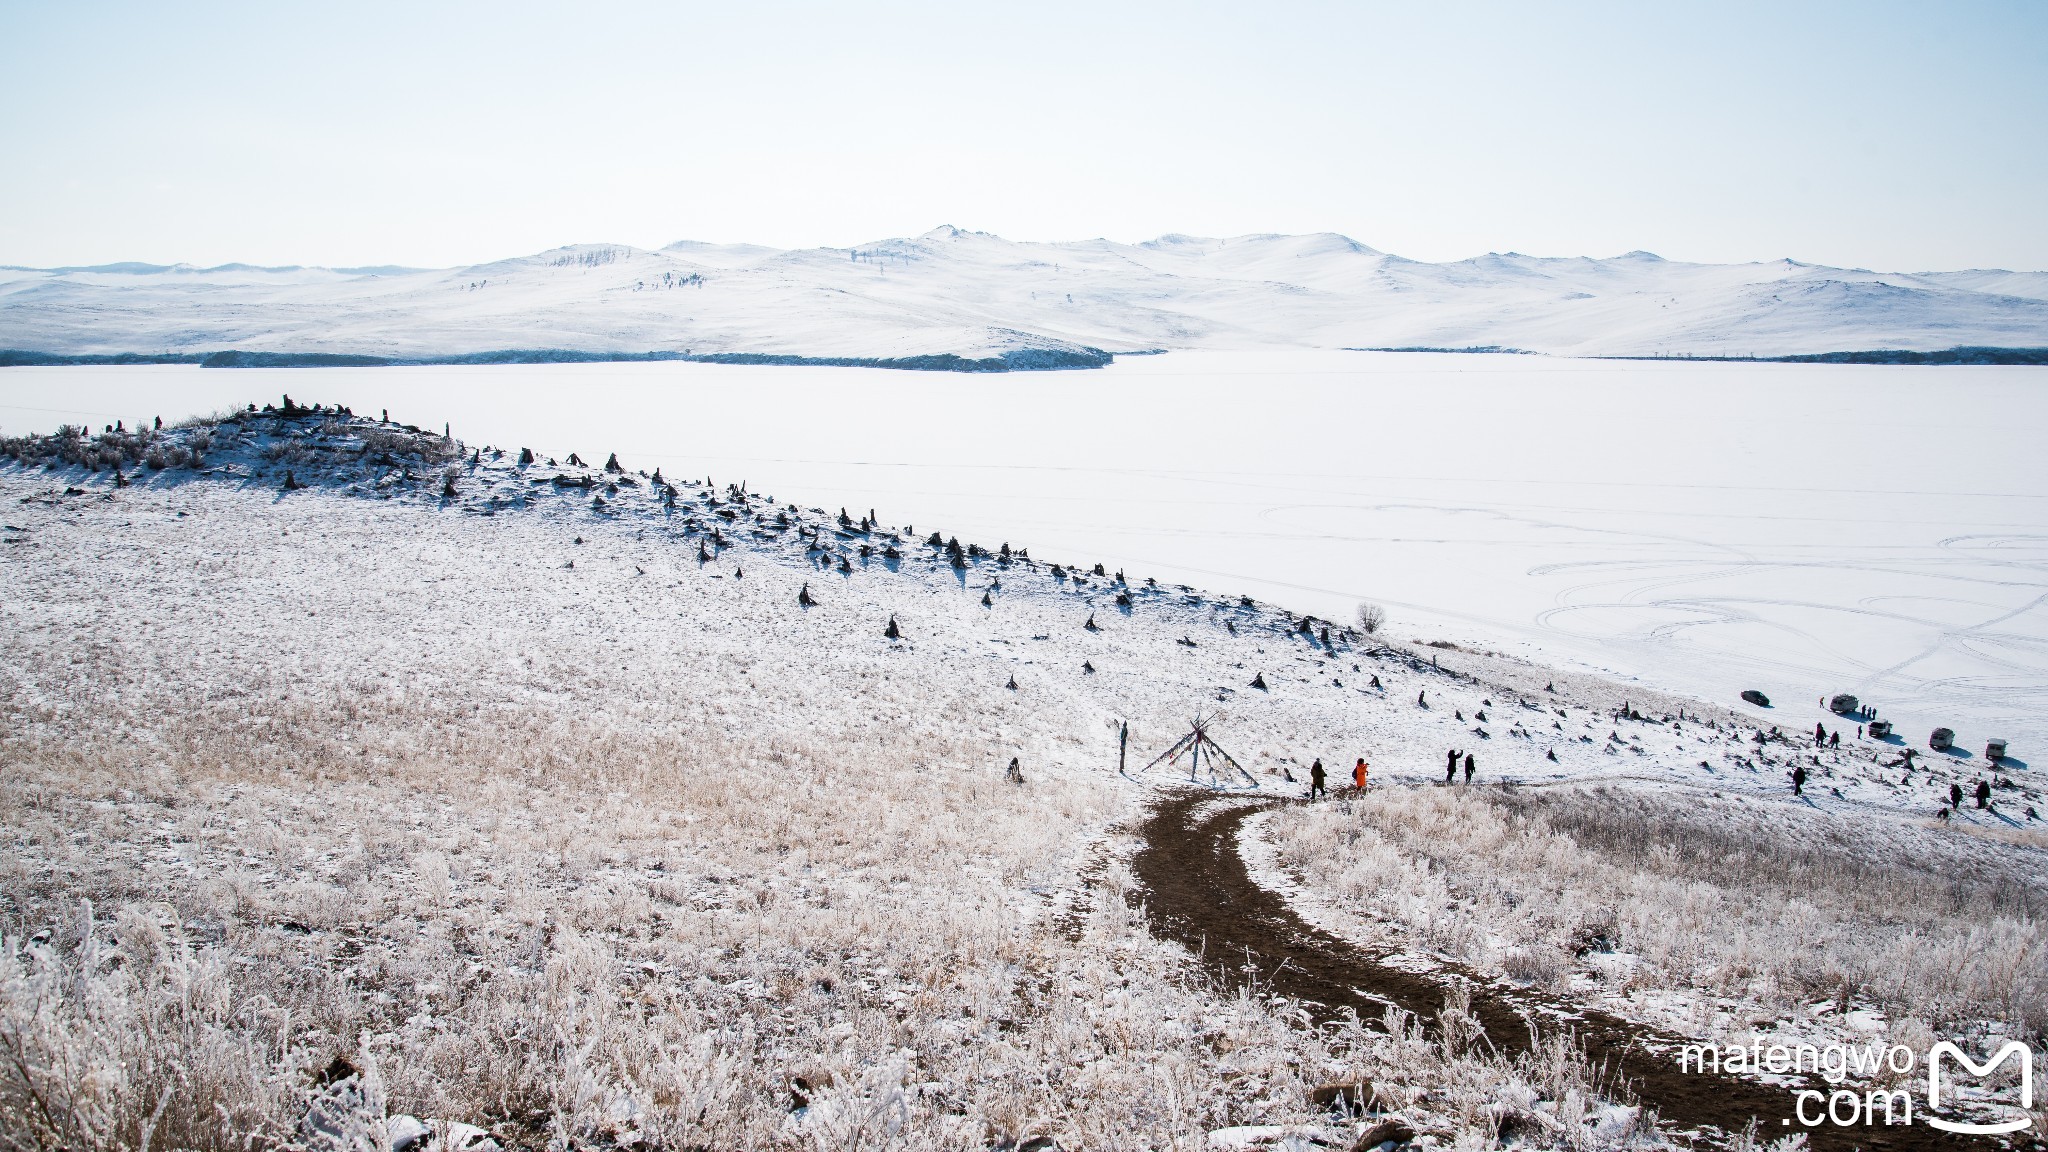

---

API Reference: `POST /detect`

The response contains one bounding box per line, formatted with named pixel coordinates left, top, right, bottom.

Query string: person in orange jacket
left=1352, top=758, right=1369, bottom=792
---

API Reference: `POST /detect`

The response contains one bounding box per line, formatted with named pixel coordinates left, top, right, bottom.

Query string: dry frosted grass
left=3, top=695, right=1185, bottom=1149
left=0, top=473, right=1664, bottom=1151
left=1263, top=784, right=2048, bottom=1047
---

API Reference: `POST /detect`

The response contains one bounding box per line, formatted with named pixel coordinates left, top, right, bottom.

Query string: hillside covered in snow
left=6, top=400, right=2043, bottom=1148
left=4, top=227, right=2046, bottom=364
left=7, top=398, right=2031, bottom=823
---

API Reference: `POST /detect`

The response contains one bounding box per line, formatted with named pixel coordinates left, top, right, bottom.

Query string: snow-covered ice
left=5, top=349, right=2042, bottom=756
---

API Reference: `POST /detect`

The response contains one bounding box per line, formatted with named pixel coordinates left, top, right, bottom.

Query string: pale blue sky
left=2, top=1, right=2043, bottom=271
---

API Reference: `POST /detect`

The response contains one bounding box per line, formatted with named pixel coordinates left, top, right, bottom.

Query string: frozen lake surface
left=6, top=349, right=2043, bottom=757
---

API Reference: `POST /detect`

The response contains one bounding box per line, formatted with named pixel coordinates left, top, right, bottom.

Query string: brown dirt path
left=1130, top=789, right=2009, bottom=1152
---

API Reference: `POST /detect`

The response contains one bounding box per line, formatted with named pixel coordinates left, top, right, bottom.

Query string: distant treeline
left=1341, top=345, right=2048, bottom=365
left=1764, top=347, right=2048, bottom=366
left=0, top=351, right=206, bottom=366
left=197, top=350, right=692, bottom=368
left=686, top=348, right=1111, bottom=371
left=0, top=346, right=1114, bottom=372
left=1608, top=346, right=2048, bottom=366
left=1351, top=345, right=1537, bottom=355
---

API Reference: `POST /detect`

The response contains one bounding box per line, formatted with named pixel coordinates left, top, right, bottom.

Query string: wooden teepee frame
left=1136, top=712, right=1258, bottom=788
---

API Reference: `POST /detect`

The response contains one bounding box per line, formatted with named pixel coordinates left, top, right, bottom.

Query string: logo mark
left=1926, top=1041, right=2032, bottom=1135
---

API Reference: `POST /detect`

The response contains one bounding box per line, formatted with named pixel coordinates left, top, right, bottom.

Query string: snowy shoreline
left=6, top=349, right=2044, bottom=760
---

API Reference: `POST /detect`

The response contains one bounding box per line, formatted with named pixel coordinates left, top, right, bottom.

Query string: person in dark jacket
left=1445, top=749, right=1460, bottom=784
left=1791, top=764, right=1807, bottom=796
left=1309, top=759, right=1327, bottom=799
left=1976, top=779, right=1991, bottom=809
left=1950, top=782, right=1963, bottom=810
left=1463, top=752, right=1475, bottom=784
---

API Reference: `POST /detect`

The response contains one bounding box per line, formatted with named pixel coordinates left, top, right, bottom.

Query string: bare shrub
left=175, top=409, right=244, bottom=429
left=263, top=440, right=318, bottom=466
left=0, top=903, right=297, bottom=1151
left=1501, top=944, right=1572, bottom=989
left=1355, top=601, right=1386, bottom=635
left=357, top=426, right=461, bottom=465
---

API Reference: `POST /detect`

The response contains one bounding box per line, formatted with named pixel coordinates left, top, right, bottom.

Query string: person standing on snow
left=1309, top=759, right=1327, bottom=800
left=1791, top=764, right=1807, bottom=796
left=1445, top=749, right=1461, bottom=784
left=1814, top=722, right=1826, bottom=746
left=1463, top=752, right=1475, bottom=784
left=1353, top=758, right=1369, bottom=793
left=1976, top=779, right=1991, bottom=809
left=1950, top=782, right=1963, bottom=810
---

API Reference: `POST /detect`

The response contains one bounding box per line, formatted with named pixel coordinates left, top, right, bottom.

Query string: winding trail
left=1130, top=790, right=2001, bottom=1152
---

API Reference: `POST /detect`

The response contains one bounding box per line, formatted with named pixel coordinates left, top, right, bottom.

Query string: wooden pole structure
left=1134, top=714, right=1258, bottom=788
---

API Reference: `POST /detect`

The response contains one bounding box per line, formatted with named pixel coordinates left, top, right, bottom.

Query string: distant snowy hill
left=4, top=225, right=2045, bottom=361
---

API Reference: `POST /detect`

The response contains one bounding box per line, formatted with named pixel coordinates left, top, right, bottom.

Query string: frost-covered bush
left=0, top=905, right=297, bottom=1152
left=1264, top=785, right=2048, bottom=1042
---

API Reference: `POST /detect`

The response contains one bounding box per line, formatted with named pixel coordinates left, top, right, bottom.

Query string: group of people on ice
left=1790, top=721, right=2002, bottom=819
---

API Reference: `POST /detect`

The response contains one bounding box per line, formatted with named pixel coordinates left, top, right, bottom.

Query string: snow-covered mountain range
left=5, top=226, right=2046, bottom=363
